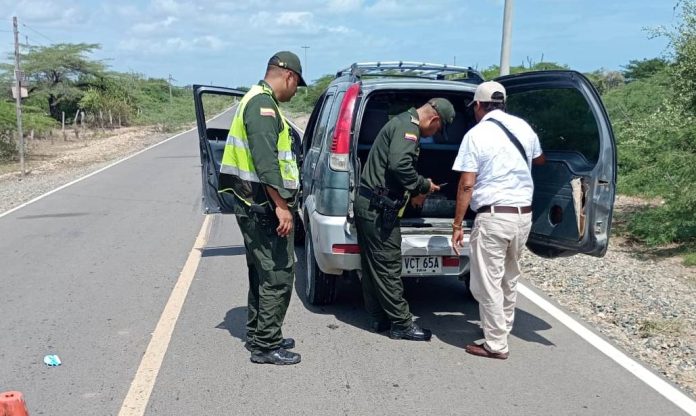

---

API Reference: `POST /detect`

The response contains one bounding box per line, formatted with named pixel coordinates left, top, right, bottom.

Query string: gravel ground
left=522, top=227, right=696, bottom=398
left=1, top=122, right=694, bottom=399
left=0, top=126, right=173, bottom=214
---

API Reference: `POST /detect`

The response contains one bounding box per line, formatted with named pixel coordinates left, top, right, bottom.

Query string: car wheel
left=304, top=223, right=338, bottom=305
left=293, top=211, right=305, bottom=246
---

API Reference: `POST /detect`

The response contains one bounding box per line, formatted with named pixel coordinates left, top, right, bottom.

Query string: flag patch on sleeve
left=404, top=133, right=418, bottom=142
left=260, top=107, right=276, bottom=117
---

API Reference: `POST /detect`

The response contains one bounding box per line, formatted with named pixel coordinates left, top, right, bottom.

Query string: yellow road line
left=118, top=215, right=212, bottom=416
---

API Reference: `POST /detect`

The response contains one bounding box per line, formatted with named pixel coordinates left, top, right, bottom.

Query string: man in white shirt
left=451, top=81, right=545, bottom=360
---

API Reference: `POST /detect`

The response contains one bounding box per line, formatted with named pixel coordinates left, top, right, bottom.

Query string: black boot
left=370, top=320, right=391, bottom=333
left=389, top=323, right=432, bottom=341
left=250, top=348, right=301, bottom=365
left=245, top=338, right=295, bottom=352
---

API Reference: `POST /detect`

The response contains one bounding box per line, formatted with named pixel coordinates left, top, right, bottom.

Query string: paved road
left=0, top=112, right=693, bottom=415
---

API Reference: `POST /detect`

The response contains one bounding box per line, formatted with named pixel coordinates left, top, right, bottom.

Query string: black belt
left=359, top=185, right=403, bottom=201
left=477, top=205, right=532, bottom=214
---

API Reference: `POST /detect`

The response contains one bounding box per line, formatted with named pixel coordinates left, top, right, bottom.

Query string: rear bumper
left=309, top=211, right=361, bottom=275
left=309, top=212, right=470, bottom=277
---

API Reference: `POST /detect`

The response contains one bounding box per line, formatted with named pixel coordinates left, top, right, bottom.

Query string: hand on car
left=410, top=193, right=427, bottom=208
left=275, top=206, right=294, bottom=237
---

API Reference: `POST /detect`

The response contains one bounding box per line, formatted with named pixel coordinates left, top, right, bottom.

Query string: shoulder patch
left=260, top=107, right=276, bottom=117
left=404, top=133, right=418, bottom=142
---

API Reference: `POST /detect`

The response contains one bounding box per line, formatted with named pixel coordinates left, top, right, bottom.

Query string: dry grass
left=638, top=318, right=686, bottom=338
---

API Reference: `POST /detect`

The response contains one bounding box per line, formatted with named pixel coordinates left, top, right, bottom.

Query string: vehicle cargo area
left=356, top=90, right=477, bottom=226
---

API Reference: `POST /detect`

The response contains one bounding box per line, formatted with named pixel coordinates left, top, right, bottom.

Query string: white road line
left=0, top=107, right=233, bottom=220
left=0, top=127, right=194, bottom=220
left=518, top=283, right=696, bottom=415
left=118, top=215, right=212, bottom=416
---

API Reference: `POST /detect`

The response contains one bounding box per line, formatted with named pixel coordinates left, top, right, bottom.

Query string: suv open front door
left=496, top=71, right=616, bottom=258
left=193, top=85, right=246, bottom=214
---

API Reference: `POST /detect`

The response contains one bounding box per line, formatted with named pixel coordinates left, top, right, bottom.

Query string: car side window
left=312, top=92, right=335, bottom=150
left=506, top=88, right=600, bottom=164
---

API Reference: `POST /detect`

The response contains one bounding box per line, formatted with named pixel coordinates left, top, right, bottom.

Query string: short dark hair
left=480, top=101, right=505, bottom=112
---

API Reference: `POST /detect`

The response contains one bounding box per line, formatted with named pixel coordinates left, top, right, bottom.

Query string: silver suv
left=297, top=62, right=616, bottom=305
left=193, top=62, right=616, bottom=306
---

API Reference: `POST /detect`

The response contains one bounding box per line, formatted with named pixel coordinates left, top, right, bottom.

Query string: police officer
left=355, top=98, right=455, bottom=341
left=218, top=51, right=306, bottom=365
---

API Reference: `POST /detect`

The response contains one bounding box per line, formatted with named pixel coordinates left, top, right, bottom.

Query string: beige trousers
left=469, top=210, right=532, bottom=354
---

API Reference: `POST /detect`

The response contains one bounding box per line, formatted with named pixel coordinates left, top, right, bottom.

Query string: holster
left=249, top=203, right=279, bottom=235
left=361, top=186, right=405, bottom=231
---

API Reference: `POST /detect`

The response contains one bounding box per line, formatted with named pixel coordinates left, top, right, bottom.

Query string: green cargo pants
left=236, top=214, right=295, bottom=351
left=354, top=194, right=413, bottom=330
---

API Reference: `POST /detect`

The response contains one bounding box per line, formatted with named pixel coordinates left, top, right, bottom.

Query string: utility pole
left=167, top=74, right=177, bottom=103
left=499, top=0, right=514, bottom=76
left=168, top=74, right=173, bottom=102
left=13, top=16, right=26, bottom=176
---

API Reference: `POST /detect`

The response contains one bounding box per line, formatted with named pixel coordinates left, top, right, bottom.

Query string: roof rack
left=335, top=61, right=484, bottom=83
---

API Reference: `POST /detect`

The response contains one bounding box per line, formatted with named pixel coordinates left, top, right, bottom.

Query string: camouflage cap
left=268, top=51, right=307, bottom=86
left=427, top=97, right=455, bottom=124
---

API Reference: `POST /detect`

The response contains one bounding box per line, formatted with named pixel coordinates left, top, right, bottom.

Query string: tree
left=17, top=43, right=105, bottom=120
left=480, top=61, right=568, bottom=80
left=584, top=69, right=625, bottom=95
left=622, top=58, right=670, bottom=82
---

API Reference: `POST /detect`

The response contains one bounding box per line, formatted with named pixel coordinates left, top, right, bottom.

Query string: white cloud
left=276, top=11, right=313, bottom=26
left=326, top=0, right=363, bottom=13
left=131, top=16, right=179, bottom=34
left=119, top=34, right=226, bottom=54
left=3, top=0, right=89, bottom=28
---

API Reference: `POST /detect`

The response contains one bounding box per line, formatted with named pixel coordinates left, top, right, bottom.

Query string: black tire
left=304, top=224, right=338, bottom=305
left=293, top=212, right=305, bottom=246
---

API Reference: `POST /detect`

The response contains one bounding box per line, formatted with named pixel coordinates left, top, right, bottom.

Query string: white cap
left=469, top=81, right=506, bottom=106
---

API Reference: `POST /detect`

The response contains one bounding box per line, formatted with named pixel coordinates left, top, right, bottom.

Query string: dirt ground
left=0, top=126, right=174, bottom=180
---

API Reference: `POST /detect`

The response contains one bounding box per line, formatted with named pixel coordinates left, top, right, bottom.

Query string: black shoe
left=244, top=337, right=295, bottom=352
left=370, top=320, right=390, bottom=333
left=250, top=348, right=301, bottom=365
left=389, top=324, right=432, bottom=341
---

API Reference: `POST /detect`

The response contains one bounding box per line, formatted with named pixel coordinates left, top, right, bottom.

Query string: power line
left=21, top=23, right=54, bottom=43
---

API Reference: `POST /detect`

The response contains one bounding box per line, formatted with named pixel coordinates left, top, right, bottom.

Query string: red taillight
left=329, top=83, right=360, bottom=171
left=443, top=256, right=460, bottom=267
left=332, top=244, right=361, bottom=254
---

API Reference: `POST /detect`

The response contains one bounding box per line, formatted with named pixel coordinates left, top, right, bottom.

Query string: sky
left=1, top=0, right=681, bottom=88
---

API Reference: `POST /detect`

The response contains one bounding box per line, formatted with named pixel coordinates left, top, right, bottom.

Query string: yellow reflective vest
left=219, top=84, right=299, bottom=205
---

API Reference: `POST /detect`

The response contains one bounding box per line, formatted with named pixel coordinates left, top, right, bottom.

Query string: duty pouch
left=249, top=203, right=279, bottom=235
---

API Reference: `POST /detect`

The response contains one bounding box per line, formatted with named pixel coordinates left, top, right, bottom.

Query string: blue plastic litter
left=43, top=354, right=61, bottom=366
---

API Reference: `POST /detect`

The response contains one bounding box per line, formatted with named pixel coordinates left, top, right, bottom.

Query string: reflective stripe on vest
left=219, top=84, right=300, bottom=203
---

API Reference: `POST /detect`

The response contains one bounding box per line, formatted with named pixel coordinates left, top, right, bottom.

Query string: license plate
left=402, top=256, right=442, bottom=275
